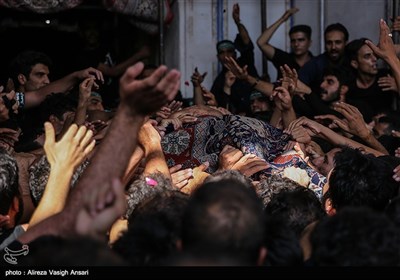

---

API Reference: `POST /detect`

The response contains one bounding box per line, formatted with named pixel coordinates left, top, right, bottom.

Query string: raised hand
left=365, top=19, right=397, bottom=63
left=119, top=62, right=180, bottom=116
left=232, top=3, right=241, bottom=24
left=44, top=122, right=95, bottom=170
left=191, top=67, right=207, bottom=87
left=281, top=7, right=299, bottom=21
left=224, top=56, right=249, bottom=80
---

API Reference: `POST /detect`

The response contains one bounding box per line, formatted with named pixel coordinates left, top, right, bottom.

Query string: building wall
left=166, top=0, right=390, bottom=98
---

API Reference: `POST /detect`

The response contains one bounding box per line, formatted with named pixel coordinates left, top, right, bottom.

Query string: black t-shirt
left=346, top=69, right=396, bottom=123
left=272, top=48, right=313, bottom=80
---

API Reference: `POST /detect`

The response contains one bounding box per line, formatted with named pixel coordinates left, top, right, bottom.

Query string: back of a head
left=324, top=23, right=349, bottom=42
left=254, top=174, right=302, bottom=208
left=39, top=93, right=77, bottom=123
left=125, top=172, right=175, bottom=219
left=0, top=148, right=19, bottom=216
left=311, top=207, right=400, bottom=266
left=9, top=50, right=52, bottom=87
left=263, top=216, right=304, bottom=266
left=329, top=147, right=399, bottom=212
left=289, top=25, right=312, bottom=40
left=265, top=186, right=325, bottom=237
left=203, top=169, right=253, bottom=188
left=113, top=190, right=189, bottom=265
left=181, top=179, right=265, bottom=264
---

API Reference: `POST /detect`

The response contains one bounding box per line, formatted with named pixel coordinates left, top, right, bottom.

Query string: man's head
left=9, top=50, right=52, bottom=92
left=319, top=67, right=350, bottom=102
left=216, top=40, right=236, bottom=64
left=324, top=23, right=349, bottom=62
left=249, top=91, right=271, bottom=113
left=39, top=93, right=76, bottom=135
left=311, top=147, right=341, bottom=177
left=181, top=178, right=266, bottom=264
left=289, top=25, right=312, bottom=57
left=0, top=148, right=21, bottom=229
left=346, top=38, right=378, bottom=77
left=327, top=147, right=399, bottom=212
left=87, top=92, right=104, bottom=111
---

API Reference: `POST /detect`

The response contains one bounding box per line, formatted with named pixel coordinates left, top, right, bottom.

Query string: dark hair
left=125, top=172, right=175, bottom=219
left=289, top=24, right=312, bottom=40
left=181, top=178, right=266, bottom=264
left=345, top=37, right=370, bottom=62
left=311, top=207, right=400, bottom=266
left=328, top=147, right=399, bottom=211
left=9, top=50, right=52, bottom=88
left=0, top=148, right=20, bottom=217
left=323, top=66, right=352, bottom=86
left=113, top=190, right=189, bottom=265
left=324, top=23, right=349, bottom=42
left=265, top=186, right=325, bottom=237
left=38, top=93, right=77, bottom=124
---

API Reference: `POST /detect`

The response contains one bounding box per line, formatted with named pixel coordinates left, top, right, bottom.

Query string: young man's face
left=320, top=74, right=340, bottom=102
left=23, top=63, right=50, bottom=91
left=352, top=44, right=378, bottom=76
left=290, top=32, right=312, bottom=56
left=325, top=31, right=347, bottom=62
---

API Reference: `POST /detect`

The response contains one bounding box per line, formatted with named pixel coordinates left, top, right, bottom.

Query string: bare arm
left=232, top=3, right=250, bottom=46
left=287, top=117, right=385, bottom=157
left=23, top=67, right=104, bottom=109
left=28, top=123, right=95, bottom=227
left=139, top=120, right=171, bottom=179
left=18, top=62, right=180, bottom=243
left=257, top=8, right=299, bottom=59
left=224, top=56, right=274, bottom=97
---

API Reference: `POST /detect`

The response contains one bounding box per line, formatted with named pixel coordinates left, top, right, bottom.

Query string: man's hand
left=44, top=122, right=95, bottom=170
left=281, top=7, right=299, bottom=21
left=75, top=178, right=127, bottom=240
left=75, top=67, right=104, bottom=89
left=119, top=62, right=181, bottom=116
left=232, top=3, right=241, bottom=24
left=191, top=67, right=207, bottom=87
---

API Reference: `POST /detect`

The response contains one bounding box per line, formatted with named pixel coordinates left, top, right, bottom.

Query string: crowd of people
left=1, top=3, right=400, bottom=266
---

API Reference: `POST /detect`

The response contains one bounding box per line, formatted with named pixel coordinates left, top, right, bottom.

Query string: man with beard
left=293, top=66, right=350, bottom=119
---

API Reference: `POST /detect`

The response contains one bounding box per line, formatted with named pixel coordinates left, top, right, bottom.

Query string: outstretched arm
left=23, top=67, right=104, bottom=109
left=366, top=19, right=400, bottom=95
left=28, top=123, right=95, bottom=227
left=257, top=8, right=299, bottom=59
left=233, top=3, right=250, bottom=46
